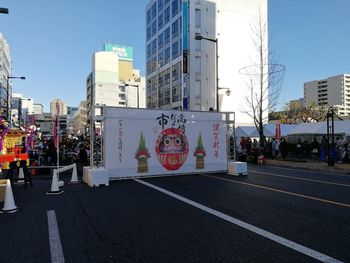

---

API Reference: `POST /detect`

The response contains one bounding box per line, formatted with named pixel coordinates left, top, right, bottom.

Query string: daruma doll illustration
left=155, top=128, right=189, bottom=170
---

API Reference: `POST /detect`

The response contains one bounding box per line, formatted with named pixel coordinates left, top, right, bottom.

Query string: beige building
left=73, top=101, right=88, bottom=135
left=86, top=44, right=146, bottom=120
left=50, top=98, right=67, bottom=116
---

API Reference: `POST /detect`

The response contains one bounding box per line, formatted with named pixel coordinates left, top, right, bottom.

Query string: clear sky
left=1, top=0, right=350, bottom=111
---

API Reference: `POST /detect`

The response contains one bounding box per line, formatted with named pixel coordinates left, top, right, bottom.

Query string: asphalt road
left=0, top=165, right=349, bottom=263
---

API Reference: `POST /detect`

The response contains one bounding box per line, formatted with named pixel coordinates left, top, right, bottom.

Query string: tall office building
left=145, top=0, right=268, bottom=125
left=304, top=74, right=350, bottom=117
left=0, top=33, right=12, bottom=118
left=86, top=44, right=146, bottom=120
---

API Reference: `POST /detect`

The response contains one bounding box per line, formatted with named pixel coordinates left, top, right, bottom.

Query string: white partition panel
left=103, top=107, right=228, bottom=179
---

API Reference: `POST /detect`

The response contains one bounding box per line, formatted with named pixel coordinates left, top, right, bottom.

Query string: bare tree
left=239, top=10, right=285, bottom=147
left=292, top=102, right=328, bottom=123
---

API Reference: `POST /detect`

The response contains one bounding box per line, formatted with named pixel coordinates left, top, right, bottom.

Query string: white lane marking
left=255, top=165, right=350, bottom=177
left=205, top=175, right=350, bottom=208
left=47, top=210, right=65, bottom=263
left=248, top=170, right=350, bottom=188
left=135, top=179, right=343, bottom=263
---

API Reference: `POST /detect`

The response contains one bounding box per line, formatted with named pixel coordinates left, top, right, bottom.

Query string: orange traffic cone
left=1, top=179, right=19, bottom=213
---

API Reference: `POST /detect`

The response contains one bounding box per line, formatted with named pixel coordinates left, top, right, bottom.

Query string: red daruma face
left=155, top=128, right=189, bottom=170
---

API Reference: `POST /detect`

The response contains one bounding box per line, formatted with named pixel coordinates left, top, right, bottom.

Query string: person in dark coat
left=19, top=136, right=33, bottom=188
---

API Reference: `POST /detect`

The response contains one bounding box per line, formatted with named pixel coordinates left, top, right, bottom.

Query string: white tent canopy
left=235, top=121, right=350, bottom=138
left=288, top=120, right=350, bottom=136
left=235, top=126, right=257, bottom=138
left=235, top=124, right=298, bottom=138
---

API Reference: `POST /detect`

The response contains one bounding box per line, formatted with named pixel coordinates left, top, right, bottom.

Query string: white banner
left=103, top=107, right=228, bottom=178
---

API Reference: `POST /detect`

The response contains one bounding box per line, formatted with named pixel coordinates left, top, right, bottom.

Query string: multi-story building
left=304, top=74, right=350, bottom=117
left=33, top=103, right=44, bottom=115
left=10, top=93, right=22, bottom=125
left=86, top=44, right=146, bottom=120
left=0, top=33, right=11, bottom=118
left=145, top=0, right=267, bottom=125
left=73, top=101, right=88, bottom=136
left=10, top=93, right=35, bottom=126
left=35, top=113, right=67, bottom=137
left=289, top=98, right=304, bottom=111
left=66, top=106, right=78, bottom=135
left=50, top=98, right=67, bottom=116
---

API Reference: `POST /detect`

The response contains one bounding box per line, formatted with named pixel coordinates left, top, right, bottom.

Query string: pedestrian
left=271, top=138, right=277, bottom=159
left=295, top=138, right=303, bottom=158
left=279, top=138, right=288, bottom=159
left=251, top=139, right=259, bottom=164
left=311, top=137, right=319, bottom=160
left=18, top=136, right=33, bottom=188
left=343, top=142, right=349, bottom=163
left=335, top=137, right=343, bottom=163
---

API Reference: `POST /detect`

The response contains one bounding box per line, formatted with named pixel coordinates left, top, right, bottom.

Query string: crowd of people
left=236, top=136, right=350, bottom=164
left=29, top=135, right=90, bottom=169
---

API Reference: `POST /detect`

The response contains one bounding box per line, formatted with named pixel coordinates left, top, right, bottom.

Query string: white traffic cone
left=17, top=168, right=25, bottom=185
left=46, top=170, right=64, bottom=195
left=1, top=179, right=19, bottom=213
left=68, top=164, right=79, bottom=184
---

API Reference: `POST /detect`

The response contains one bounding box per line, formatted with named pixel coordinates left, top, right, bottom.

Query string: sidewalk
left=264, top=159, right=350, bottom=175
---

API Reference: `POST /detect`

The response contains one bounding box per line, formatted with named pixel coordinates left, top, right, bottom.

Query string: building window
left=152, top=20, right=157, bottom=36
left=171, top=62, right=182, bottom=82
left=158, top=52, right=164, bottom=67
left=179, top=17, right=182, bottom=34
left=147, top=26, right=151, bottom=41
left=158, top=72, right=164, bottom=87
left=158, top=33, right=163, bottom=49
left=147, top=9, right=151, bottom=25
left=151, top=56, right=157, bottom=72
left=172, top=0, right=179, bottom=17
left=164, top=47, right=170, bottom=64
left=195, top=9, right=201, bottom=28
left=164, top=68, right=170, bottom=84
left=164, top=6, right=170, bottom=24
left=172, top=41, right=179, bottom=59
left=164, top=27, right=170, bottom=44
left=158, top=13, right=164, bottom=30
left=172, top=85, right=181, bottom=102
left=152, top=2, right=157, bottom=18
left=146, top=61, right=152, bottom=75
left=119, top=94, right=126, bottom=100
left=151, top=39, right=157, bottom=55
left=158, top=0, right=163, bottom=11
left=147, top=44, right=152, bottom=59
left=172, top=20, right=178, bottom=39
left=159, top=89, right=171, bottom=107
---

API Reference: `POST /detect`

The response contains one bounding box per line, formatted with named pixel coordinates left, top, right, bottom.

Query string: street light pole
left=0, top=7, right=9, bottom=14
left=195, top=34, right=230, bottom=111
left=6, top=76, right=26, bottom=122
